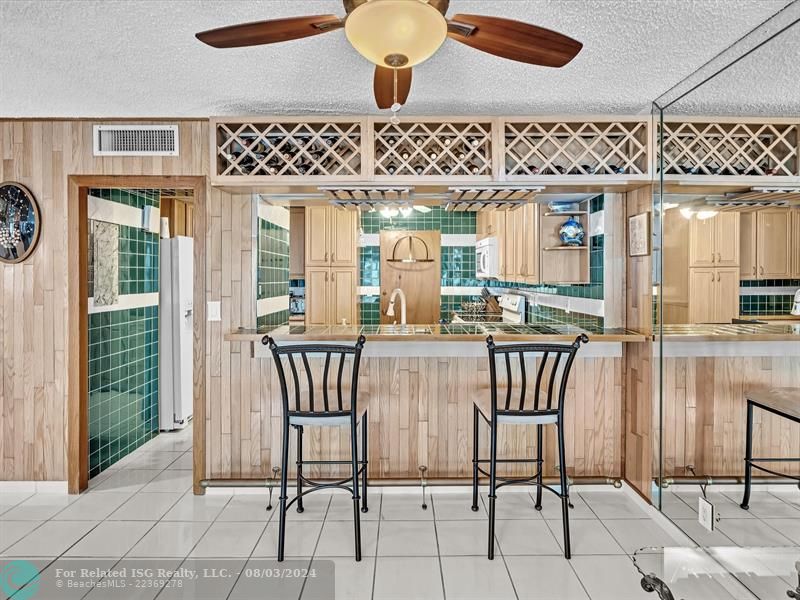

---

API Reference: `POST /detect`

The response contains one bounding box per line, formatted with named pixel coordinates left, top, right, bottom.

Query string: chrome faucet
left=385, top=288, right=407, bottom=325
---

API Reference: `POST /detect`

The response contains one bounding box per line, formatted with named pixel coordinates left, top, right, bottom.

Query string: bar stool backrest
left=264, top=335, right=366, bottom=418
left=486, top=334, right=589, bottom=417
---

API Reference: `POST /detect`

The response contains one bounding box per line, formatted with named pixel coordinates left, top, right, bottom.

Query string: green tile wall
left=88, top=306, right=159, bottom=476
left=257, top=216, right=291, bottom=330
left=361, top=207, right=476, bottom=234
left=87, top=188, right=161, bottom=478
left=739, top=279, right=799, bottom=316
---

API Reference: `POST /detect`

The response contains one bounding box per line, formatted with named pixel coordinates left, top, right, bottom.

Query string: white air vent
left=93, top=124, right=179, bottom=156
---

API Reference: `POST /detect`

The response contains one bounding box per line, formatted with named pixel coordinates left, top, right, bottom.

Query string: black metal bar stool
left=471, top=334, right=588, bottom=560
left=264, top=335, right=369, bottom=562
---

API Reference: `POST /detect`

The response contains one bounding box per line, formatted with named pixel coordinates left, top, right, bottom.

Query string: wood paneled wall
left=0, top=120, right=208, bottom=481
left=624, top=185, right=654, bottom=499
left=221, top=353, right=624, bottom=480
left=662, top=355, right=800, bottom=477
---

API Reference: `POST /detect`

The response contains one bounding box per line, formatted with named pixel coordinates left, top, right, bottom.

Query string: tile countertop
left=225, top=323, right=647, bottom=343
left=660, top=323, right=800, bottom=341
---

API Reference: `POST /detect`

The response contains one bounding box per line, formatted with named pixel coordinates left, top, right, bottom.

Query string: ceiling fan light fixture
left=345, top=0, right=447, bottom=68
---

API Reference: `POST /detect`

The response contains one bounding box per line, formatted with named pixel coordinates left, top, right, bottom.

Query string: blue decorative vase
left=559, top=217, right=585, bottom=246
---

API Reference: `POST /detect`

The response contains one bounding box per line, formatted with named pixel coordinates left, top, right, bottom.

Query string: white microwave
left=476, top=237, right=500, bottom=279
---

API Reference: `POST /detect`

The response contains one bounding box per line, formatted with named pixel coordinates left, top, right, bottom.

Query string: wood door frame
left=67, top=176, right=207, bottom=494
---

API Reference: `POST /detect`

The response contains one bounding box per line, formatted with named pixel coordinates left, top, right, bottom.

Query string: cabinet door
left=504, top=209, right=518, bottom=280
left=714, top=212, right=740, bottom=267
left=330, top=268, right=357, bottom=326
left=331, top=208, right=358, bottom=267
left=688, top=268, right=716, bottom=323
left=793, top=211, right=800, bottom=278
left=305, top=206, right=330, bottom=266
left=305, top=268, right=330, bottom=325
left=492, top=210, right=507, bottom=275
left=689, top=218, right=716, bottom=267
left=289, top=208, right=305, bottom=278
left=476, top=211, right=490, bottom=240
left=714, top=267, right=740, bottom=323
left=739, top=212, right=757, bottom=280
left=518, top=203, right=539, bottom=284
left=757, top=209, right=791, bottom=279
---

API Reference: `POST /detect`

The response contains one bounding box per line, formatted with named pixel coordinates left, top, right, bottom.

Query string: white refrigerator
left=159, top=236, right=193, bottom=430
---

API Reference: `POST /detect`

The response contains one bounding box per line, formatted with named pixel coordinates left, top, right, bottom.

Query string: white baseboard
left=0, top=480, right=68, bottom=494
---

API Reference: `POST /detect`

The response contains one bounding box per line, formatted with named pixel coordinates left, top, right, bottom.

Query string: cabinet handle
left=711, top=272, right=714, bottom=283
left=753, top=266, right=757, bottom=276
left=712, top=253, right=716, bottom=263
left=331, top=253, right=335, bottom=263
left=759, top=265, right=764, bottom=275
left=324, top=251, right=328, bottom=262
left=717, top=272, right=721, bottom=282
left=718, top=252, right=722, bottom=262
left=325, top=272, right=328, bottom=282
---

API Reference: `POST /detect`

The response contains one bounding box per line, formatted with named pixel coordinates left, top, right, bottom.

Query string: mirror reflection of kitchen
left=660, top=192, right=800, bottom=325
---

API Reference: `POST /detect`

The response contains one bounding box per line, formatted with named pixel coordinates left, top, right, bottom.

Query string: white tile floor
left=1, top=425, right=796, bottom=599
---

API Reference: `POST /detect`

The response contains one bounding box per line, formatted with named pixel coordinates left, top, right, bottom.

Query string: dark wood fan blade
left=196, top=15, right=342, bottom=49
left=447, top=14, right=582, bottom=67
left=374, top=66, right=413, bottom=109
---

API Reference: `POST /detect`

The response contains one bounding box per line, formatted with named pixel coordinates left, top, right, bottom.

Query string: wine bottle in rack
left=468, top=163, right=481, bottom=175
left=526, top=164, right=540, bottom=175
left=413, top=136, right=425, bottom=147
left=400, top=150, right=411, bottom=161
left=386, top=164, right=398, bottom=175
left=441, top=164, right=452, bottom=175
left=554, top=165, right=566, bottom=175
left=428, top=151, right=438, bottom=161
left=414, top=165, right=425, bottom=175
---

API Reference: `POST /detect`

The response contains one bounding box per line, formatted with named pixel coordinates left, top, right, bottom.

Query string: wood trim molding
left=66, top=175, right=207, bottom=494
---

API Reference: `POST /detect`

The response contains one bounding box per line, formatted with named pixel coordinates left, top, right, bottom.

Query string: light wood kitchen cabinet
left=515, top=203, right=539, bottom=284
left=689, top=267, right=739, bottom=323
left=477, top=209, right=505, bottom=240
left=304, top=206, right=358, bottom=267
left=305, top=267, right=358, bottom=326
left=289, top=208, right=305, bottom=278
left=305, top=206, right=330, bottom=266
left=793, top=211, right=800, bottom=278
left=739, top=212, right=757, bottom=280
left=503, top=210, right=517, bottom=280
left=305, top=267, right=330, bottom=325
left=757, top=209, right=792, bottom=279
left=739, top=208, right=792, bottom=279
left=689, top=212, right=739, bottom=268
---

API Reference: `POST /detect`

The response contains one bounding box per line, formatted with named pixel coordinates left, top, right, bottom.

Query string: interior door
left=305, top=267, right=329, bottom=325
left=714, top=267, right=740, bottom=323
left=304, top=206, right=330, bottom=266
left=689, top=268, right=715, bottom=323
left=739, top=211, right=757, bottom=280
left=757, top=209, right=791, bottom=278
left=331, top=208, right=358, bottom=267
left=714, top=212, right=740, bottom=267
left=379, top=230, right=441, bottom=324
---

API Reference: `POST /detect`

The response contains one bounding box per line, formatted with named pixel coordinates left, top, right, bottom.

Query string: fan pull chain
left=390, top=67, right=401, bottom=125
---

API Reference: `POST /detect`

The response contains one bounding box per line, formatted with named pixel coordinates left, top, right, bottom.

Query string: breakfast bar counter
left=225, top=323, right=643, bottom=482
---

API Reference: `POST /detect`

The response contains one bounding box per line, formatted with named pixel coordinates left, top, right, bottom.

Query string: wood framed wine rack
left=213, top=117, right=365, bottom=182
left=659, top=118, right=799, bottom=179
left=371, top=118, right=494, bottom=179
left=503, top=118, right=650, bottom=179
left=210, top=116, right=800, bottom=186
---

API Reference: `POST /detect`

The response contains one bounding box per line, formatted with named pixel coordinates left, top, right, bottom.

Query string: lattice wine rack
left=659, top=121, right=799, bottom=177
left=214, top=119, right=364, bottom=179
left=504, top=120, right=649, bottom=178
left=372, top=120, right=493, bottom=178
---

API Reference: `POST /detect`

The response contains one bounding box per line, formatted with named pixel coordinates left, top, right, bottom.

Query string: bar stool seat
left=288, top=393, right=369, bottom=426
left=473, top=392, right=558, bottom=425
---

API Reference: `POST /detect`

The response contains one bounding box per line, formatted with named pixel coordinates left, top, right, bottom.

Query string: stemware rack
left=211, top=116, right=800, bottom=185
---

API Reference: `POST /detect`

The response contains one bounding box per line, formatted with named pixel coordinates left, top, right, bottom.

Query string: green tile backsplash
left=361, top=207, right=476, bottom=234
left=87, top=188, right=161, bottom=478
left=739, top=279, right=799, bottom=316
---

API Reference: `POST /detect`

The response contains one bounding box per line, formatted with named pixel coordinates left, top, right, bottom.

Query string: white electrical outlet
left=207, top=301, right=221, bottom=322
left=698, top=496, right=715, bottom=532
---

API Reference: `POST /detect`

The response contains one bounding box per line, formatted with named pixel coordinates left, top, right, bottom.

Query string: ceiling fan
left=196, top=0, right=582, bottom=111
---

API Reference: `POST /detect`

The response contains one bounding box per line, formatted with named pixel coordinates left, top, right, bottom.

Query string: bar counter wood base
left=217, top=333, right=632, bottom=481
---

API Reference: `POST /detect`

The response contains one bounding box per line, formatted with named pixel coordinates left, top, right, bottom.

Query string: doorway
left=67, top=176, right=206, bottom=494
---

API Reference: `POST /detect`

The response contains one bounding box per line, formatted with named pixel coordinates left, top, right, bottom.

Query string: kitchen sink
left=377, top=324, right=433, bottom=335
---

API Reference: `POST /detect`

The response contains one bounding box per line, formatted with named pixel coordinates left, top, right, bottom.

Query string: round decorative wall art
left=0, top=182, right=41, bottom=264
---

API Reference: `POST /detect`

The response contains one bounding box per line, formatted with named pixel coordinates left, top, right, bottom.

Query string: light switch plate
left=698, top=496, right=715, bottom=532
left=207, top=301, right=221, bottom=322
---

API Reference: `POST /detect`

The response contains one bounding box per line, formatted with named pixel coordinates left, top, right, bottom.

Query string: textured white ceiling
left=0, top=0, right=795, bottom=117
